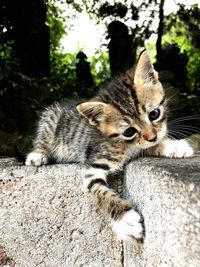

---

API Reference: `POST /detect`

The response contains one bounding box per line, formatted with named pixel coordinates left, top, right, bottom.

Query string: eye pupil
left=123, top=127, right=137, bottom=138
left=149, top=108, right=160, bottom=121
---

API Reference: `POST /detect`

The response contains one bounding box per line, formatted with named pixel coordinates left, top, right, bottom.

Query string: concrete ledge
left=124, top=155, right=200, bottom=267
left=0, top=158, right=122, bottom=267
left=0, top=156, right=200, bottom=267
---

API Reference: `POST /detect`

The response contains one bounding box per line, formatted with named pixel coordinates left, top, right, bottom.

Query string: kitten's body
left=26, top=51, right=193, bottom=241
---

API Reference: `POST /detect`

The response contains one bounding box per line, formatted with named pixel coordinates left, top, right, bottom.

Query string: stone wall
left=0, top=156, right=200, bottom=267
left=0, top=158, right=122, bottom=267
left=124, top=156, right=200, bottom=267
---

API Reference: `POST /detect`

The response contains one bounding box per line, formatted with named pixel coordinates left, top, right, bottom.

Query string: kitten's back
left=44, top=103, right=100, bottom=163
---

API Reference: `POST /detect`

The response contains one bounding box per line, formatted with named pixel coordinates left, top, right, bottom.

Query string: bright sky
left=61, top=10, right=106, bottom=56
left=60, top=0, right=199, bottom=57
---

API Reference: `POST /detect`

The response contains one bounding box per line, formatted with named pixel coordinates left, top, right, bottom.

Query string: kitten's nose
left=148, top=135, right=157, bottom=142
left=143, top=130, right=157, bottom=142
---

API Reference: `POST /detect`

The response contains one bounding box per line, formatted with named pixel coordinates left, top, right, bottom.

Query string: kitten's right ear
left=129, top=50, right=159, bottom=86
left=76, top=101, right=108, bottom=126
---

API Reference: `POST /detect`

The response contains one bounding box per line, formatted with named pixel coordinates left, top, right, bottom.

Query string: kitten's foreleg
left=147, top=138, right=194, bottom=158
left=25, top=106, right=62, bottom=166
left=25, top=132, right=50, bottom=166
left=25, top=133, right=50, bottom=166
left=25, top=151, right=48, bottom=166
left=84, top=164, right=144, bottom=241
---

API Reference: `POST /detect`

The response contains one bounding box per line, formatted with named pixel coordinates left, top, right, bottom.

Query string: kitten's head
left=77, top=50, right=167, bottom=150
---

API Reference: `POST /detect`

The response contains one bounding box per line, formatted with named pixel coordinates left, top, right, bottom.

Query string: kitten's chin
left=137, top=142, right=158, bottom=150
left=137, top=139, right=162, bottom=150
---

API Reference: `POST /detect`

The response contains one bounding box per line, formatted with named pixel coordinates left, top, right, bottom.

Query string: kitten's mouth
left=139, top=142, right=157, bottom=150
left=138, top=135, right=165, bottom=150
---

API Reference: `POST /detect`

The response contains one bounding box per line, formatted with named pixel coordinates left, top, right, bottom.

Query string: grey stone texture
left=124, top=155, right=200, bottom=267
left=0, top=158, right=122, bottom=267
left=0, top=155, right=200, bottom=267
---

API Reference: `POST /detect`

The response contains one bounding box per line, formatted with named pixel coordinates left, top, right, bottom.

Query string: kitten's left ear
left=131, top=50, right=159, bottom=86
left=76, top=101, right=108, bottom=126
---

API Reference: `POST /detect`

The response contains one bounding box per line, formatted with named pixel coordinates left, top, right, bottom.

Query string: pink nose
left=143, top=130, right=157, bottom=142
left=147, top=135, right=157, bottom=142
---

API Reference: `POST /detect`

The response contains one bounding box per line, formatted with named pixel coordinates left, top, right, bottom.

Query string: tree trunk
left=11, top=0, right=50, bottom=77
left=156, top=0, right=165, bottom=64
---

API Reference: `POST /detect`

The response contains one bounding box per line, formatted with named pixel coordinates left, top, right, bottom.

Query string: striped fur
left=26, top=50, right=193, bottom=241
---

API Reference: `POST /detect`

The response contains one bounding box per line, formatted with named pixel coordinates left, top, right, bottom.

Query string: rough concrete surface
left=0, top=156, right=200, bottom=267
left=124, top=155, right=200, bottom=267
left=0, top=158, right=122, bottom=267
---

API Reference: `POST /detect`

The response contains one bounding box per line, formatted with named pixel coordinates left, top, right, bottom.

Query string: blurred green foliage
left=161, top=4, right=200, bottom=129
left=47, top=3, right=66, bottom=50
left=163, top=4, right=200, bottom=93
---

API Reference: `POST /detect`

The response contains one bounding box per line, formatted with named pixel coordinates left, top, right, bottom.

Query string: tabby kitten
left=26, top=50, right=193, bottom=241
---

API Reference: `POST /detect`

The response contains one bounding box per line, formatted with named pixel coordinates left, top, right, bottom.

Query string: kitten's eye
left=149, top=108, right=160, bottom=121
left=122, top=127, right=137, bottom=138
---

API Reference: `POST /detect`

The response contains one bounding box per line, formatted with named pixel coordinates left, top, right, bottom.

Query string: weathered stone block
left=124, top=156, right=200, bottom=267
left=0, top=158, right=122, bottom=267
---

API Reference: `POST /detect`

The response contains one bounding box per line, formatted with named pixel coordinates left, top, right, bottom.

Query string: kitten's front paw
left=25, top=152, right=48, bottom=166
left=153, top=139, right=193, bottom=158
left=111, top=209, right=144, bottom=241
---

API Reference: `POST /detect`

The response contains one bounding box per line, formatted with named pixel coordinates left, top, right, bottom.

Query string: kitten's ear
left=76, top=101, right=108, bottom=126
left=132, top=50, right=159, bottom=86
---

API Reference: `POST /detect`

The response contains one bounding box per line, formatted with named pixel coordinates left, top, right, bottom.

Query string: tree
left=83, top=0, right=158, bottom=43
left=163, top=4, right=200, bottom=92
left=0, top=0, right=50, bottom=77
left=156, top=0, right=165, bottom=63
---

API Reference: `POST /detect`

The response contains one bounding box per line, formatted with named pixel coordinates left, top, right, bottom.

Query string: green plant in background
left=90, top=50, right=110, bottom=86
left=161, top=4, right=200, bottom=130
left=47, top=2, right=66, bottom=51
left=163, top=4, right=200, bottom=93
left=49, top=50, right=77, bottom=101
left=46, top=1, right=110, bottom=101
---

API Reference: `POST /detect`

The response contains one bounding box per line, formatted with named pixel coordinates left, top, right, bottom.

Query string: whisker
left=167, top=106, right=185, bottom=112
left=169, top=125, right=200, bottom=131
left=166, top=134, right=176, bottom=140
left=168, top=129, right=200, bottom=138
left=169, top=115, right=200, bottom=121
left=168, top=116, right=200, bottom=124
left=168, top=129, right=192, bottom=135
left=165, top=90, right=179, bottom=103
left=169, top=114, right=200, bottom=120
left=169, top=128, right=199, bottom=134
left=164, top=85, right=178, bottom=94
left=167, top=131, right=188, bottom=138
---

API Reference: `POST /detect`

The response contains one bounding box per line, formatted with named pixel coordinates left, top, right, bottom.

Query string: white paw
left=111, top=209, right=144, bottom=241
left=25, top=152, right=48, bottom=166
left=155, top=139, right=193, bottom=158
